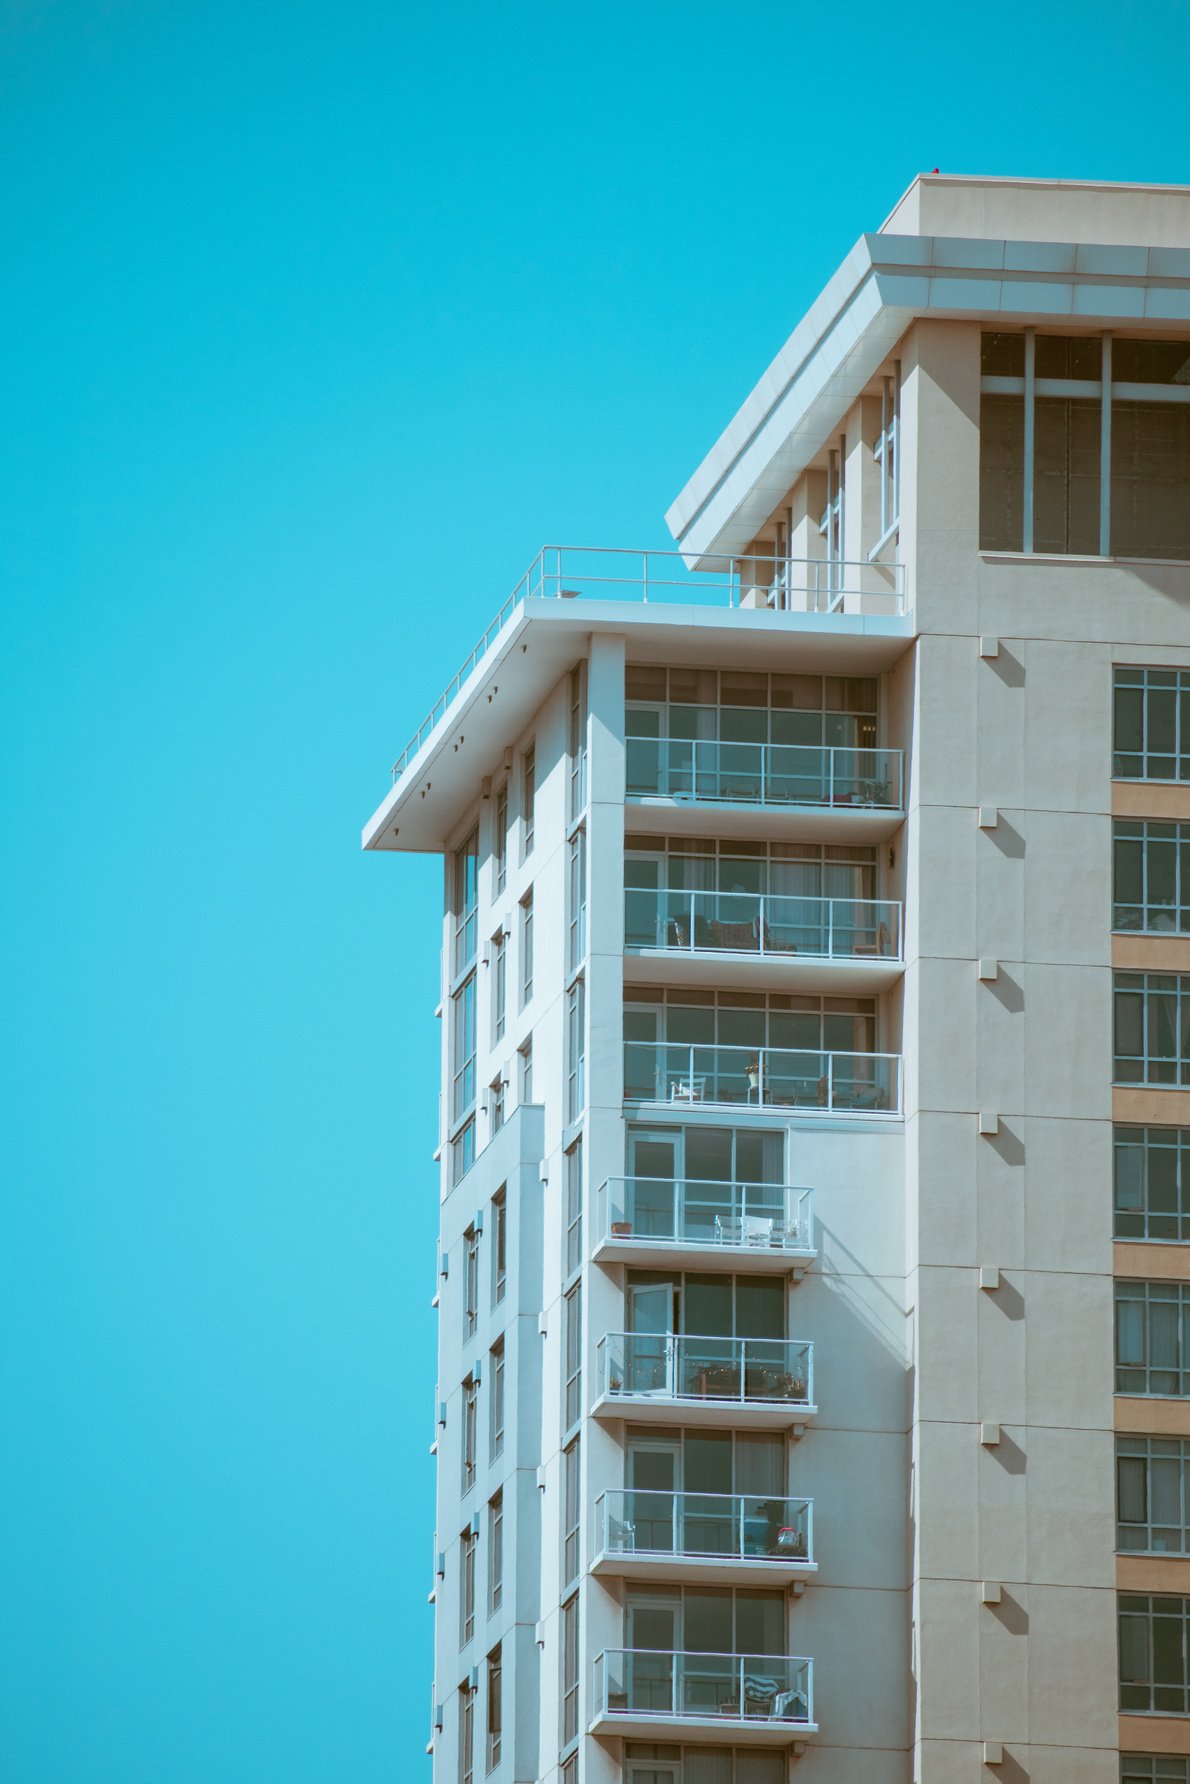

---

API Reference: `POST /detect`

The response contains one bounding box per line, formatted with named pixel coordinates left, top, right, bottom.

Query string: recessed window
left=489, top=1340, right=505, bottom=1460
left=1115, top=1127, right=1190, bottom=1241
left=1114, top=972, right=1190, bottom=1087
left=1118, top=1436, right=1190, bottom=1553
left=521, top=746, right=535, bottom=860
left=462, top=1375, right=478, bottom=1493
left=491, top=1189, right=507, bottom=1306
left=1116, top=1280, right=1190, bottom=1397
left=979, top=331, right=1190, bottom=560
left=460, top=1524, right=477, bottom=1646
left=1120, top=1594, right=1190, bottom=1713
left=1114, top=668, right=1190, bottom=783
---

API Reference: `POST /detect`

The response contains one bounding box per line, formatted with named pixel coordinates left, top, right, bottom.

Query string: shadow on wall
left=813, top=1221, right=909, bottom=1376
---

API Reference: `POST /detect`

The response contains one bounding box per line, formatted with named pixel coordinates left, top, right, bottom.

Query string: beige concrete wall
left=905, top=315, right=1125, bottom=1781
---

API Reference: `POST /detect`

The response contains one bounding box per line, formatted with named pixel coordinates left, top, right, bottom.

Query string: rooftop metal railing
left=390, top=545, right=907, bottom=780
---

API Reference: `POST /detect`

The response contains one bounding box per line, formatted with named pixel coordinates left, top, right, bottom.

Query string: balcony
left=625, top=738, right=903, bottom=843
left=591, top=1649, right=816, bottom=1745
left=624, top=888, right=903, bottom=993
left=592, top=1489, right=815, bottom=1585
left=594, top=1176, right=814, bottom=1274
left=593, top=1332, right=815, bottom=1429
left=624, top=1041, right=901, bottom=1116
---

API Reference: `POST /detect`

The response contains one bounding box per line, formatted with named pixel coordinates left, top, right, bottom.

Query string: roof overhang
left=666, top=230, right=1190, bottom=565
left=362, top=598, right=912, bottom=854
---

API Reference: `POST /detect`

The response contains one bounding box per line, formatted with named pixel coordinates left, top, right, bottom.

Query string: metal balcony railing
left=595, top=1489, right=813, bottom=1567
left=390, top=545, right=907, bottom=781
left=625, top=888, right=902, bottom=960
left=593, top=1648, right=813, bottom=1726
left=623, top=1040, right=901, bottom=1114
left=596, top=1332, right=813, bottom=1409
left=624, top=737, right=902, bottom=809
left=597, top=1176, right=813, bottom=1254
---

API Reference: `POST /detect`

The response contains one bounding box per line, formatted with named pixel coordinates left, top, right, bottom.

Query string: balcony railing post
left=738, top=1495, right=747, bottom=1561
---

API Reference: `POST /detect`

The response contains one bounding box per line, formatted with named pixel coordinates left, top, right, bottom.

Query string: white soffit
left=667, top=231, right=1190, bottom=565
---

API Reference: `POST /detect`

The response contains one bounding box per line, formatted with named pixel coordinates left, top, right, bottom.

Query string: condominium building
left=362, top=174, right=1190, bottom=1783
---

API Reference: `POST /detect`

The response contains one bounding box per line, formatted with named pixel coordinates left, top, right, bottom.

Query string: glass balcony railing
left=625, top=888, right=901, bottom=960
left=596, top=1332, right=813, bottom=1409
left=624, top=1041, right=901, bottom=1113
left=594, top=1649, right=813, bottom=1727
left=596, top=1489, right=813, bottom=1566
left=625, top=737, right=902, bottom=809
left=597, top=1176, right=813, bottom=1254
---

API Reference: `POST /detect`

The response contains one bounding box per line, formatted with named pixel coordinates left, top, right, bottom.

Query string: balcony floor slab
left=590, top=1709, right=818, bottom=1746
left=593, top=1235, right=815, bottom=1275
left=625, top=795, right=903, bottom=844
left=591, top=1391, right=817, bottom=1431
left=623, top=946, right=903, bottom=994
left=591, top=1549, right=817, bottom=1587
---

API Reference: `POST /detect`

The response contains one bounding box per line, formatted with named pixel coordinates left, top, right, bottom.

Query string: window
left=561, top=1593, right=579, bottom=1748
left=563, top=1437, right=580, bottom=1585
left=454, top=829, right=479, bottom=978
left=460, top=1524, right=477, bottom=1646
left=1117, top=1281, right=1190, bottom=1397
left=491, top=1189, right=507, bottom=1305
left=1115, top=973, right=1190, bottom=1086
left=1122, top=1760, right=1190, bottom=1784
left=567, top=827, right=587, bottom=974
left=1119, top=1436, right=1190, bottom=1553
left=493, top=931, right=507, bottom=1041
left=518, top=1036, right=533, bottom=1104
left=561, top=1755, right=576, bottom=1784
left=1115, top=669, right=1190, bottom=783
left=463, top=1225, right=480, bottom=1340
left=1116, top=1127, right=1190, bottom=1241
left=568, top=664, right=588, bottom=821
left=564, top=1139, right=583, bottom=1277
left=488, top=1492, right=503, bottom=1614
left=874, top=367, right=900, bottom=541
left=566, top=979, right=585, bottom=1122
left=521, top=746, right=535, bottom=859
left=486, top=1646, right=502, bottom=1771
left=462, top=1376, right=478, bottom=1492
left=979, top=331, right=1190, bottom=560
left=452, top=1120, right=476, bottom=1186
left=818, top=437, right=844, bottom=587
left=520, top=892, right=534, bottom=1007
left=489, top=1340, right=505, bottom=1460
left=1115, top=821, right=1190, bottom=931
left=489, top=1077, right=505, bottom=1134
left=460, top=1680, right=476, bottom=1784
left=494, top=784, right=508, bottom=897
left=1120, top=1594, right=1190, bottom=1713
left=453, top=975, right=478, bottom=1120
left=564, top=1283, right=582, bottom=1432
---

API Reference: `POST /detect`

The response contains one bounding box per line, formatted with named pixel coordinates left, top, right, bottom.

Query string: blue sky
left=1, top=1, right=1188, bottom=1777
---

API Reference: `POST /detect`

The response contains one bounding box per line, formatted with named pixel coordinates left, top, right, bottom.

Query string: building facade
left=363, top=175, right=1190, bottom=1783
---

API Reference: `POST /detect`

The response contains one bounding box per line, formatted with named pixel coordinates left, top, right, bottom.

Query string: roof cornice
left=666, top=231, right=1190, bottom=565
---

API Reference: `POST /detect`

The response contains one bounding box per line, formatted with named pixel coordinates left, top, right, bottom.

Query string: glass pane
left=980, top=394, right=1025, bottom=551
left=1034, top=396, right=1100, bottom=555
left=1112, top=401, right=1190, bottom=562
